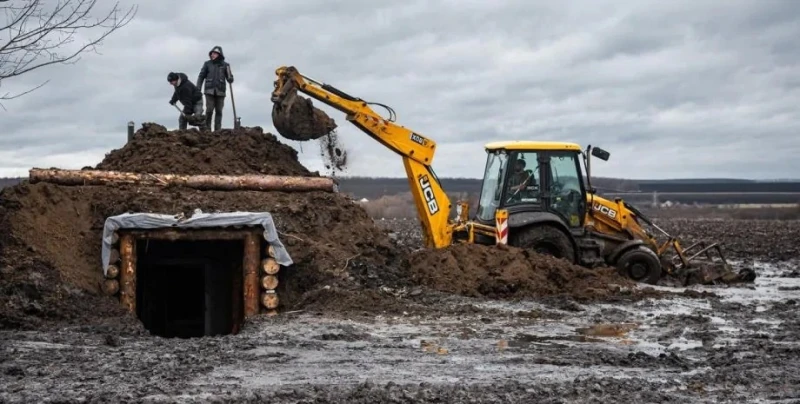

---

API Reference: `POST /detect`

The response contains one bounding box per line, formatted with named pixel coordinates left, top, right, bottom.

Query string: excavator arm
left=271, top=66, right=454, bottom=248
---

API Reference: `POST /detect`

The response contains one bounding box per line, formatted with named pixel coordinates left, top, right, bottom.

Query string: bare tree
left=0, top=0, right=137, bottom=105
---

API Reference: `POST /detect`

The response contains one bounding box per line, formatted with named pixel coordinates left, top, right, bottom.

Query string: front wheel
left=616, top=247, right=662, bottom=284
left=511, top=225, right=575, bottom=262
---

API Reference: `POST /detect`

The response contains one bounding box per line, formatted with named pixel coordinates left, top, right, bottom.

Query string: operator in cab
left=507, top=159, right=537, bottom=198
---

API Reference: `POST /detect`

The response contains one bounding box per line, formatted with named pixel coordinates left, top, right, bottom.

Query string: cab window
left=547, top=152, right=585, bottom=227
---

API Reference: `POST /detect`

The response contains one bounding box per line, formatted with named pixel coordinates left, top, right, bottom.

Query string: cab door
left=541, top=151, right=586, bottom=228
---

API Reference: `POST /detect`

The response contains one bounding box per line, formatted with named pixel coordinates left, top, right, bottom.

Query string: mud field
left=1, top=216, right=798, bottom=402
left=1, top=125, right=799, bottom=402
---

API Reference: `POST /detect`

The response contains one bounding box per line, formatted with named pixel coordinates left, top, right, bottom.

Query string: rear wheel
left=616, top=247, right=662, bottom=284
left=512, top=225, right=575, bottom=262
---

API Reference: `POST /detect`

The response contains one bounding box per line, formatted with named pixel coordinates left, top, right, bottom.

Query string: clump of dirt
left=94, top=123, right=313, bottom=176
left=0, top=123, right=403, bottom=330
left=408, top=243, right=659, bottom=302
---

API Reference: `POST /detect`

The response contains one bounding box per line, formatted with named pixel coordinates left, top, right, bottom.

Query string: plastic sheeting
left=101, top=209, right=293, bottom=276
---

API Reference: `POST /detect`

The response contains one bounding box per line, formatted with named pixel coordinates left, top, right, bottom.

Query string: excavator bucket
left=271, top=78, right=337, bottom=141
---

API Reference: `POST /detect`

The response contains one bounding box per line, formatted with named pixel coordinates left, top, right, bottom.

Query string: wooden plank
left=127, top=229, right=253, bottom=241
left=119, top=234, right=136, bottom=313
left=243, top=232, right=260, bottom=317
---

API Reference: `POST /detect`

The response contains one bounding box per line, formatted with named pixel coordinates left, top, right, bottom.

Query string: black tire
left=616, top=246, right=662, bottom=284
left=512, top=225, right=575, bottom=262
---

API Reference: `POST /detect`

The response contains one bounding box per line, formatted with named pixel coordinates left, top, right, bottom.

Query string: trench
left=135, top=239, right=244, bottom=338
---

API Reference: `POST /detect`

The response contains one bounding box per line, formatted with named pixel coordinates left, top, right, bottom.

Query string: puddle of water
left=708, top=316, right=727, bottom=324
left=12, top=341, right=83, bottom=350
left=666, top=337, right=703, bottom=351
left=749, top=318, right=782, bottom=326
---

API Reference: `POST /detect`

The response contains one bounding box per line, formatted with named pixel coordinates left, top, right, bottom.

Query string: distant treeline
left=338, top=176, right=638, bottom=200
left=638, top=181, right=800, bottom=193
left=0, top=178, right=21, bottom=189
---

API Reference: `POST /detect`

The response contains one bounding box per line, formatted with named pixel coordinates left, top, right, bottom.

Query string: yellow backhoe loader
left=270, top=66, right=754, bottom=286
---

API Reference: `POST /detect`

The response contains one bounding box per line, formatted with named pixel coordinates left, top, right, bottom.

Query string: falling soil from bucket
left=320, top=131, right=348, bottom=174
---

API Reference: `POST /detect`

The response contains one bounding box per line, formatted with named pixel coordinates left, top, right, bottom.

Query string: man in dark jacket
left=168, top=72, right=206, bottom=131
left=197, top=45, right=233, bottom=132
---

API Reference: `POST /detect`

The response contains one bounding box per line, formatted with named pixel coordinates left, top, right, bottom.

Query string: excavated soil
left=408, top=243, right=661, bottom=302
left=0, top=123, right=404, bottom=330
left=94, top=123, right=314, bottom=176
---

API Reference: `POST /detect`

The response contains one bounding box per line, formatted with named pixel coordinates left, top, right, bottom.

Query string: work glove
left=169, top=100, right=176, bottom=105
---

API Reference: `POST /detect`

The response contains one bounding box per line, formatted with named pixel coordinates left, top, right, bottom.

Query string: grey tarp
left=101, top=210, right=293, bottom=276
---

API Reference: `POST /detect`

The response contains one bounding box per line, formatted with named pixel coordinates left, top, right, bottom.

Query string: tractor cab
left=473, top=141, right=610, bottom=231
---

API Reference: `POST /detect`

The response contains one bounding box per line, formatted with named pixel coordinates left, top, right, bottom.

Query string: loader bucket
left=271, top=86, right=337, bottom=141
left=684, top=262, right=757, bottom=286
left=668, top=240, right=757, bottom=286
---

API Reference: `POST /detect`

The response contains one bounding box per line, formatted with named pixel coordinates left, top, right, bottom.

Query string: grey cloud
left=1, top=1, right=799, bottom=180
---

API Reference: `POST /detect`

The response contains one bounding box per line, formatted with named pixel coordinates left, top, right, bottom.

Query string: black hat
left=167, top=72, right=179, bottom=82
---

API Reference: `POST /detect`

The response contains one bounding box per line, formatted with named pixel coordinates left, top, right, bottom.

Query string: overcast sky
left=1, top=0, right=799, bottom=180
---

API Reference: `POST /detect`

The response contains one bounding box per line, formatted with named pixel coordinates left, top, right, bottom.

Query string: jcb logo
left=593, top=202, right=617, bottom=219
left=419, top=175, right=439, bottom=215
left=410, top=133, right=427, bottom=146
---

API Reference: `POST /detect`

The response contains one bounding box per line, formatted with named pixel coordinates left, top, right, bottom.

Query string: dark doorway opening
left=135, top=239, right=244, bottom=338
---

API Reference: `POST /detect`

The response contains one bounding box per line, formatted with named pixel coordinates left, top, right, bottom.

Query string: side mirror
left=591, top=147, right=610, bottom=161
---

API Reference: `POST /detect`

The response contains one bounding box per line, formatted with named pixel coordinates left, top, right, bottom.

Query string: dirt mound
left=94, top=123, right=313, bottom=176
left=0, top=124, right=406, bottom=330
left=409, top=243, right=655, bottom=302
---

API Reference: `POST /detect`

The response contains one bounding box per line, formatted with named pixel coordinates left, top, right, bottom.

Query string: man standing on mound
left=197, top=45, right=234, bottom=132
left=168, top=72, right=206, bottom=131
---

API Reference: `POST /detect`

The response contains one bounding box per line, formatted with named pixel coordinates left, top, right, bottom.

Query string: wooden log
left=109, top=249, right=120, bottom=264
left=103, top=279, right=119, bottom=295
left=111, top=232, right=119, bottom=245
left=261, top=258, right=280, bottom=275
left=261, top=275, right=279, bottom=290
left=243, top=232, right=260, bottom=317
left=261, top=291, right=279, bottom=309
left=28, top=168, right=337, bottom=193
left=105, top=264, right=119, bottom=279
left=266, top=245, right=276, bottom=258
left=119, top=234, right=136, bottom=312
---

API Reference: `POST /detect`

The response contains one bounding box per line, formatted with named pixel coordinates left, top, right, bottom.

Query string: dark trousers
left=205, top=94, right=225, bottom=131
left=179, top=100, right=205, bottom=130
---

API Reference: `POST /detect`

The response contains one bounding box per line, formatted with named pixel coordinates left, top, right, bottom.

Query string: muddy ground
left=2, top=217, right=799, bottom=403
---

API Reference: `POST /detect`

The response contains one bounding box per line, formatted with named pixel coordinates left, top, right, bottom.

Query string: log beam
left=127, top=229, right=258, bottom=241
left=28, top=168, right=337, bottom=193
left=119, top=234, right=136, bottom=313
left=243, top=232, right=260, bottom=317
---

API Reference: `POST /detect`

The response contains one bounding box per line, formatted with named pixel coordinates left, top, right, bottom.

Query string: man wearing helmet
left=168, top=72, right=206, bottom=131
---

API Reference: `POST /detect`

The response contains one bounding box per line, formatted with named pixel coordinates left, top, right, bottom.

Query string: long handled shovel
left=227, top=65, right=240, bottom=129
